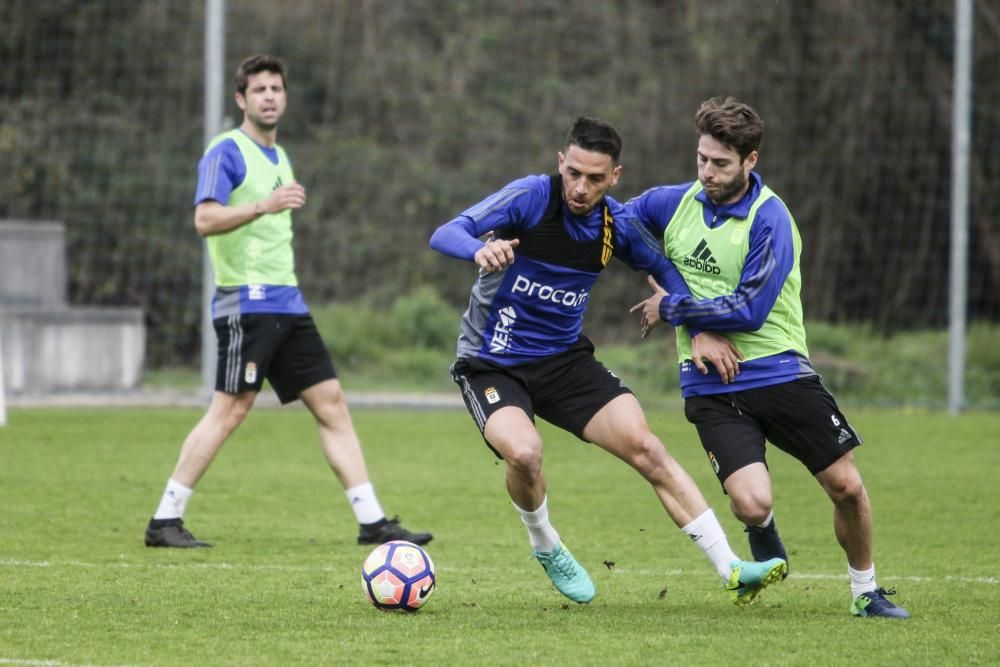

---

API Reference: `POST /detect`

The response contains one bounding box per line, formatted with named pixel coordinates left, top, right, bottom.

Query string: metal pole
left=0, top=331, right=6, bottom=426
left=948, top=0, right=973, bottom=415
left=201, top=0, right=225, bottom=398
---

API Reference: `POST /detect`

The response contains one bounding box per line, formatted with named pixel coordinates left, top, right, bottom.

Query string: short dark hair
left=695, top=97, right=763, bottom=161
left=565, top=116, right=622, bottom=164
left=235, top=54, right=287, bottom=95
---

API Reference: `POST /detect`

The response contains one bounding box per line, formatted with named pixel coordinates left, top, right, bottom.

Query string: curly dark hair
left=695, top=97, right=763, bottom=161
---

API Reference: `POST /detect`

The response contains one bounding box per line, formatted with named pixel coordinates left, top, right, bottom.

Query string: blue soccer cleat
left=534, top=543, right=596, bottom=604
left=726, top=557, right=787, bottom=605
left=850, top=587, right=910, bottom=619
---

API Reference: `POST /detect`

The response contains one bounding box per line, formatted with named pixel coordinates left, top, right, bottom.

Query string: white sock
left=682, top=509, right=740, bottom=580
left=345, top=482, right=385, bottom=525
left=513, top=496, right=560, bottom=553
left=153, top=478, right=193, bottom=520
left=849, top=564, right=877, bottom=599
left=756, top=510, right=774, bottom=528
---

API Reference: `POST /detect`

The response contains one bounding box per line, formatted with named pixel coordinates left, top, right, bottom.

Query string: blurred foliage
left=309, top=291, right=457, bottom=393
left=1, top=0, right=998, bottom=373
left=289, top=290, right=1000, bottom=409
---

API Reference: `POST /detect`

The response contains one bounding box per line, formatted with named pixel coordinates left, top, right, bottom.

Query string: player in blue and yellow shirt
left=144, top=55, right=430, bottom=551
left=431, top=116, right=786, bottom=606
left=629, top=97, right=908, bottom=618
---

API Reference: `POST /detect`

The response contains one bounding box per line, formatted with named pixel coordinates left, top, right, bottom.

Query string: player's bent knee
left=498, top=439, right=543, bottom=473
left=820, top=466, right=866, bottom=504
left=224, top=411, right=250, bottom=433
left=828, top=478, right=867, bottom=506
left=626, top=435, right=673, bottom=477
left=318, top=380, right=348, bottom=406
left=211, top=392, right=254, bottom=428
left=730, top=496, right=773, bottom=525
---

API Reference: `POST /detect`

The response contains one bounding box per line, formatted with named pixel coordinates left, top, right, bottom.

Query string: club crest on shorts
left=484, top=386, right=500, bottom=404
left=244, top=362, right=258, bottom=384
left=707, top=451, right=720, bottom=474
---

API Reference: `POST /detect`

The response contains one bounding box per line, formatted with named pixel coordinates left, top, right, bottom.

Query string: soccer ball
left=361, top=540, right=436, bottom=612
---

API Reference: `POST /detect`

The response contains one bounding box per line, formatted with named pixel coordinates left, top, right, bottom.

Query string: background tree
left=1, top=0, right=996, bottom=366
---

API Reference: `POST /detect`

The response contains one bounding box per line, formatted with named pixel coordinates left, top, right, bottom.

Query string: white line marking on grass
left=1, top=558, right=996, bottom=585
left=0, top=659, right=137, bottom=667
left=0, top=559, right=338, bottom=573
left=607, top=568, right=999, bottom=585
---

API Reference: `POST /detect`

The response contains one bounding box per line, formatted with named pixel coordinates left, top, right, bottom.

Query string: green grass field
left=1, top=406, right=998, bottom=666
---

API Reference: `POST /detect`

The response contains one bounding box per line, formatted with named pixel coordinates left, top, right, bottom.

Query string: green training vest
left=204, top=129, right=297, bottom=287
left=665, top=181, right=808, bottom=362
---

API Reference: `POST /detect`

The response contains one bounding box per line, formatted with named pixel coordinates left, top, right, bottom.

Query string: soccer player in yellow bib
left=431, top=117, right=786, bottom=606
left=144, top=55, right=430, bottom=549
left=629, top=97, right=908, bottom=619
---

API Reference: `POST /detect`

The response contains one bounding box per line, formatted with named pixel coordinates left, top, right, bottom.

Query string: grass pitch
left=1, top=405, right=998, bottom=666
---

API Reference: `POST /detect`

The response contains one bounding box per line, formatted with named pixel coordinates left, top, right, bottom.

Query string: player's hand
left=629, top=275, right=668, bottom=339
left=474, top=237, right=519, bottom=272
left=262, top=182, right=307, bottom=214
left=690, top=331, right=743, bottom=384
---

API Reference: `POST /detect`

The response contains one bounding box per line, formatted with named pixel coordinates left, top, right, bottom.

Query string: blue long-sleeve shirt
left=626, top=172, right=815, bottom=396
left=431, top=174, right=691, bottom=364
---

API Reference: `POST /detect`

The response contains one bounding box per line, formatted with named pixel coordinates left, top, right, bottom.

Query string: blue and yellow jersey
left=431, top=174, right=688, bottom=365
left=194, top=129, right=308, bottom=318
left=627, top=172, right=816, bottom=397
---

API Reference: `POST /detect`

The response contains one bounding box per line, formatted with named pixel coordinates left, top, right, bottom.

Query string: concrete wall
left=0, top=221, right=66, bottom=306
left=1, top=307, right=145, bottom=394
left=0, top=221, right=146, bottom=396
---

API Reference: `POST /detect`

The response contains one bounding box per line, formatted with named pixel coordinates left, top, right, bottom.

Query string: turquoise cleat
left=726, top=557, right=787, bottom=605
left=534, top=543, right=596, bottom=604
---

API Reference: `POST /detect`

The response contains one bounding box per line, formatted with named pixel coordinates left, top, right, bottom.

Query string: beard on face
left=702, top=169, right=747, bottom=205
left=562, top=184, right=608, bottom=216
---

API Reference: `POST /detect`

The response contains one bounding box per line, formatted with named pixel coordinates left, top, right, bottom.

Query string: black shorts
left=683, top=375, right=862, bottom=487
left=450, top=335, right=633, bottom=458
left=213, top=313, right=336, bottom=404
